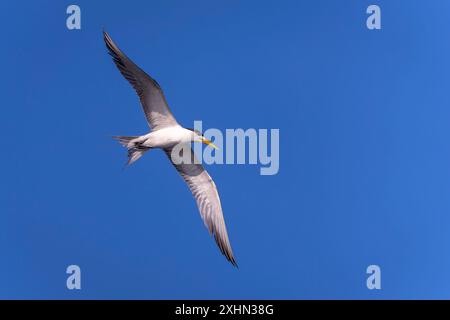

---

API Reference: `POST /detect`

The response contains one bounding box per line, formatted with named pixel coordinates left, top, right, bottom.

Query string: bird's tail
left=113, top=136, right=150, bottom=166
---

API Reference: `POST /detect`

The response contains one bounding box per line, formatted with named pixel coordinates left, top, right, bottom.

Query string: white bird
left=104, top=31, right=237, bottom=267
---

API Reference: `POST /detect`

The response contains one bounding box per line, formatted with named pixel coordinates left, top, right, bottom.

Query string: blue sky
left=2, top=0, right=450, bottom=299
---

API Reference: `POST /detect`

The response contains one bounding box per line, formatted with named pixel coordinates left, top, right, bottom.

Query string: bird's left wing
left=164, top=146, right=237, bottom=267
left=103, top=31, right=178, bottom=131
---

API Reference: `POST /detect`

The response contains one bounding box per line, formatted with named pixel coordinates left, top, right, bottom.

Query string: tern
left=104, top=31, right=237, bottom=266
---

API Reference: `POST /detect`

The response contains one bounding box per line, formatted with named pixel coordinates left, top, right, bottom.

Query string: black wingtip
left=103, top=30, right=114, bottom=46
left=103, top=30, right=110, bottom=44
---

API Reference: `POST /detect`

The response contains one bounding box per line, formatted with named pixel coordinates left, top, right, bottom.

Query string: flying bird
left=103, top=31, right=237, bottom=267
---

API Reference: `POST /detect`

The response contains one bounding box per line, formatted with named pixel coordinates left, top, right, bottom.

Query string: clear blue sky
left=2, top=0, right=450, bottom=299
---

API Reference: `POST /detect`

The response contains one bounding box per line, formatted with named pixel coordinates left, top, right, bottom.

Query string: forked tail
left=113, top=136, right=150, bottom=165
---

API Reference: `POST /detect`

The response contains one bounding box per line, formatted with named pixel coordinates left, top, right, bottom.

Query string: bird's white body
left=133, top=125, right=196, bottom=149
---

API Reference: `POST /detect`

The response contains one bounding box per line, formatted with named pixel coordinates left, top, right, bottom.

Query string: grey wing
left=164, top=146, right=237, bottom=266
left=104, top=31, right=178, bottom=131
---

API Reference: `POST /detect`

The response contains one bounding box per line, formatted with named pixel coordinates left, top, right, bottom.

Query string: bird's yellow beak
left=201, top=137, right=219, bottom=149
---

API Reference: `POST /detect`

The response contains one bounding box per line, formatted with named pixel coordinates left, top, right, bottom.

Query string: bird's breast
left=142, top=126, right=191, bottom=149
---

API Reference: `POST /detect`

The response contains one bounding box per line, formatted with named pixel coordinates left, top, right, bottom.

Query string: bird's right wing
left=104, top=31, right=178, bottom=131
left=164, top=146, right=237, bottom=266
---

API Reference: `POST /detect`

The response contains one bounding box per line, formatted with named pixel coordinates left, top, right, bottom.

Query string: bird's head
left=187, top=128, right=219, bottom=149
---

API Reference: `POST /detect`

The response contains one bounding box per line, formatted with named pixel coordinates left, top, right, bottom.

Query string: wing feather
left=104, top=31, right=178, bottom=130
left=164, top=146, right=237, bottom=266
